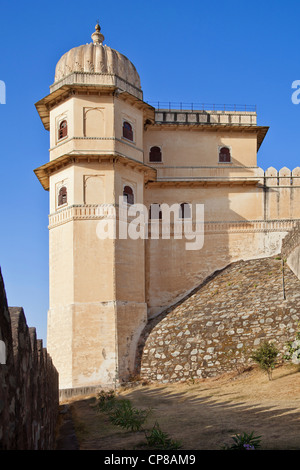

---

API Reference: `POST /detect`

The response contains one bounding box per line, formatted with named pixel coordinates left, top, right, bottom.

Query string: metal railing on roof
left=146, top=101, right=257, bottom=113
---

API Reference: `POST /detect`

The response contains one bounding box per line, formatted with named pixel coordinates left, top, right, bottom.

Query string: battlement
left=264, top=166, right=300, bottom=186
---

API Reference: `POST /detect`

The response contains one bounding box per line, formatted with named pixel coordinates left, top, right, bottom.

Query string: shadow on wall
left=145, top=165, right=300, bottom=319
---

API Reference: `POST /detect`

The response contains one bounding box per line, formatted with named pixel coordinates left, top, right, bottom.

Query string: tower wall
left=47, top=155, right=147, bottom=389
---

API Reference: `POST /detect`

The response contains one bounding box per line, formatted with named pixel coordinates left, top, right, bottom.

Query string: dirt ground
left=57, top=363, right=300, bottom=451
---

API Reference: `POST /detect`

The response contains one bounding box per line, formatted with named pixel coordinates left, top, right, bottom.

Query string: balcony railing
left=146, top=101, right=257, bottom=113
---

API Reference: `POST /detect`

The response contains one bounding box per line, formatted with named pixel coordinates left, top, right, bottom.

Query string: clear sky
left=0, top=0, right=300, bottom=344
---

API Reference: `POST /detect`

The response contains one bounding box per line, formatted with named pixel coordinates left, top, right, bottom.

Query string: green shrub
left=250, top=341, right=279, bottom=380
left=108, top=399, right=152, bottom=432
left=223, top=431, right=261, bottom=450
left=145, top=421, right=182, bottom=450
left=283, top=329, right=300, bottom=365
left=97, top=389, right=117, bottom=412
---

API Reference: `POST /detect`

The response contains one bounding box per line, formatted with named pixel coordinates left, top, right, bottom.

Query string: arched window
left=123, top=185, right=134, bottom=205
left=122, top=121, right=133, bottom=141
left=149, top=204, right=162, bottom=219
left=179, top=202, right=191, bottom=219
left=149, top=146, right=162, bottom=163
left=58, top=186, right=67, bottom=206
left=58, top=120, right=68, bottom=140
left=219, top=146, right=231, bottom=163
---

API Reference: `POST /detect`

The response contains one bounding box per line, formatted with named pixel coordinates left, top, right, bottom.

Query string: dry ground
left=58, top=363, right=300, bottom=450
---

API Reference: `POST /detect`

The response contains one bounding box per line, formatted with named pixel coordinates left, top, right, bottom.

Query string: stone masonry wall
left=0, top=267, right=59, bottom=449
left=138, top=257, right=300, bottom=383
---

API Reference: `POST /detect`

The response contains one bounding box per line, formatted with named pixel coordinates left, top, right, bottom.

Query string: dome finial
left=91, top=21, right=104, bottom=45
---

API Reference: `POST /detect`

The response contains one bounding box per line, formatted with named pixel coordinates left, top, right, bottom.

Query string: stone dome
left=52, top=23, right=142, bottom=96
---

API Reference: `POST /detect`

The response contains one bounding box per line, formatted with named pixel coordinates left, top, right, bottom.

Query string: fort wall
left=0, top=267, right=59, bottom=450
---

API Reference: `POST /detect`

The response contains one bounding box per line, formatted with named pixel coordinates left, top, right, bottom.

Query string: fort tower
left=35, top=24, right=300, bottom=392
left=34, top=24, right=153, bottom=390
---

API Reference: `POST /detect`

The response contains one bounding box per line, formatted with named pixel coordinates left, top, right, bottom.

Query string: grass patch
left=96, top=390, right=182, bottom=450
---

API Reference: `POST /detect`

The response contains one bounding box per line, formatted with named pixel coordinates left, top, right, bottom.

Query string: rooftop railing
left=146, top=101, right=257, bottom=113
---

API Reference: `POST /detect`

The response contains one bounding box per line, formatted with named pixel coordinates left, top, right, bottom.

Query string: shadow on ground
left=56, top=365, right=300, bottom=450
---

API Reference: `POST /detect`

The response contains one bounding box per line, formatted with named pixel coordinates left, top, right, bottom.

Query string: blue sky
left=0, top=0, right=300, bottom=343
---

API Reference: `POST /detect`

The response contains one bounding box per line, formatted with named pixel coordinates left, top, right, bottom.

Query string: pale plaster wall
left=287, top=247, right=300, bottom=279
left=114, top=96, right=144, bottom=162
left=73, top=220, right=115, bottom=303
left=47, top=304, right=73, bottom=389
left=49, top=220, right=74, bottom=308
left=71, top=301, right=117, bottom=389
left=145, top=228, right=287, bottom=318
left=143, top=129, right=257, bottom=168
left=144, top=185, right=265, bottom=222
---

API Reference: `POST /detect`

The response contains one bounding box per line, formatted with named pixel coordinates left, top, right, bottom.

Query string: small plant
left=283, top=329, right=300, bottom=365
left=223, top=431, right=261, bottom=450
left=187, top=375, right=196, bottom=385
left=250, top=341, right=279, bottom=380
left=108, top=399, right=152, bottom=432
left=97, top=389, right=117, bottom=412
left=145, top=421, right=182, bottom=450
left=128, top=373, right=142, bottom=383
left=96, top=393, right=181, bottom=448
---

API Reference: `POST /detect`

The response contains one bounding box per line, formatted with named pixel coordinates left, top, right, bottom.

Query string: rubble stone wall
left=138, top=257, right=300, bottom=383
left=0, top=268, right=59, bottom=449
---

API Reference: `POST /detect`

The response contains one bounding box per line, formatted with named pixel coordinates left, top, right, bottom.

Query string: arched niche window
left=58, top=186, right=67, bottom=207
left=149, top=203, right=162, bottom=220
left=179, top=202, right=191, bottom=219
left=58, top=120, right=68, bottom=140
left=219, top=146, right=231, bottom=163
left=122, top=121, right=133, bottom=141
left=123, top=185, right=134, bottom=205
left=149, top=146, right=162, bottom=163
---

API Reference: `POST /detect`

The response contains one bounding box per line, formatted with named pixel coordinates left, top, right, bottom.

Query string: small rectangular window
left=123, top=121, right=133, bottom=141
left=58, top=120, right=68, bottom=140
left=219, top=147, right=231, bottom=163
left=149, top=146, right=162, bottom=162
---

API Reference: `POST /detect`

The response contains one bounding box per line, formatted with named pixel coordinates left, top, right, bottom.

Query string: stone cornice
left=34, top=153, right=157, bottom=191
left=35, top=85, right=155, bottom=131
left=146, top=178, right=262, bottom=188
left=49, top=136, right=144, bottom=154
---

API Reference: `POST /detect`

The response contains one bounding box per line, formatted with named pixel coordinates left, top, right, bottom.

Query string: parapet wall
left=0, top=267, right=59, bottom=450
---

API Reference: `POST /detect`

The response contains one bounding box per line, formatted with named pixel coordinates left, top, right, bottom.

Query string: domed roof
left=52, top=23, right=142, bottom=96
